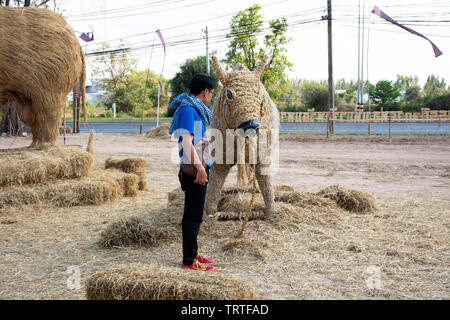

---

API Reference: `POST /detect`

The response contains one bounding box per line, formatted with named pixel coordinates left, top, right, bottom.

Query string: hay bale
left=59, top=126, right=72, bottom=134
left=40, top=168, right=138, bottom=207
left=275, top=190, right=337, bottom=209
left=0, top=186, right=41, bottom=209
left=105, top=157, right=147, bottom=191
left=274, top=185, right=295, bottom=193
left=99, top=217, right=172, bottom=248
left=86, top=263, right=256, bottom=300
left=104, top=169, right=139, bottom=197
left=215, top=191, right=265, bottom=221
left=145, top=123, right=171, bottom=139
left=317, top=185, right=377, bottom=213
left=0, top=146, right=93, bottom=186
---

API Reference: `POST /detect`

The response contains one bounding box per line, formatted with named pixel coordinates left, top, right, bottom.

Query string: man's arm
left=181, top=133, right=208, bottom=185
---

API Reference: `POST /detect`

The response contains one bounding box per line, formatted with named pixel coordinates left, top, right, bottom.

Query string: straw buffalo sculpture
left=0, top=7, right=86, bottom=147
left=205, top=56, right=279, bottom=218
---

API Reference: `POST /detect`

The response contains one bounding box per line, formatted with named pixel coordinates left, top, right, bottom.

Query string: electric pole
left=327, top=0, right=334, bottom=135
left=205, top=26, right=210, bottom=76
left=357, top=0, right=361, bottom=111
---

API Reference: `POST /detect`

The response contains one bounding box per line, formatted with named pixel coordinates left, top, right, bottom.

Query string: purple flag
left=371, top=6, right=442, bottom=58
left=80, top=32, right=94, bottom=42
left=156, top=29, right=166, bottom=97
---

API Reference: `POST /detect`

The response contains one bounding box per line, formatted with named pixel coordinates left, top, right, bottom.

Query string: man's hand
left=194, top=164, right=208, bottom=185
left=182, top=133, right=208, bottom=185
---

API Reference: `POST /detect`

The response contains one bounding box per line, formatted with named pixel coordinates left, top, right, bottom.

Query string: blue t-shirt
left=173, top=106, right=211, bottom=168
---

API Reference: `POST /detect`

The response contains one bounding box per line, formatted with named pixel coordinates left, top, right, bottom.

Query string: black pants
left=178, top=167, right=210, bottom=266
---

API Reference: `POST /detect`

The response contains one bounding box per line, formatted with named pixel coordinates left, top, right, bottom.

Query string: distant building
left=66, top=80, right=106, bottom=106
left=85, top=81, right=107, bottom=106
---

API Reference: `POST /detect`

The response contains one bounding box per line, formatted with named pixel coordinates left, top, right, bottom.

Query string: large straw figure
left=0, top=7, right=86, bottom=148
left=205, top=56, right=279, bottom=217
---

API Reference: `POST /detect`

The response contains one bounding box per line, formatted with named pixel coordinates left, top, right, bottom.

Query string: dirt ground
left=0, top=133, right=449, bottom=299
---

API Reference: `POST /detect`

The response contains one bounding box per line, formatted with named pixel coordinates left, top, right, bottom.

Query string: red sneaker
left=182, top=260, right=215, bottom=271
left=196, top=253, right=215, bottom=264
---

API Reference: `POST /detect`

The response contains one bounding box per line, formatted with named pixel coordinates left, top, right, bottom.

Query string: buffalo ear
left=254, top=56, right=268, bottom=78
left=212, top=56, right=227, bottom=84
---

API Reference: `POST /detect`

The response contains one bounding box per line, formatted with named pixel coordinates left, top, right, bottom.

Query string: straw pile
left=215, top=184, right=376, bottom=221
left=105, top=156, right=148, bottom=190
left=145, top=123, right=171, bottom=139
left=59, top=126, right=72, bottom=134
left=86, top=263, right=257, bottom=300
left=42, top=168, right=139, bottom=207
left=317, top=185, right=377, bottom=213
left=99, top=216, right=171, bottom=248
left=0, top=168, right=139, bottom=209
left=0, top=143, right=140, bottom=209
left=0, top=186, right=41, bottom=209
left=222, top=237, right=269, bottom=260
left=0, top=146, right=93, bottom=186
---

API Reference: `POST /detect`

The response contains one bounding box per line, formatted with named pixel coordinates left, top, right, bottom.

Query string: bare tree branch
left=37, top=0, right=51, bottom=7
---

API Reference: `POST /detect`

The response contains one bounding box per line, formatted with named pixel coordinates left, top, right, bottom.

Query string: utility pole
left=361, top=0, right=365, bottom=112
left=204, top=26, right=210, bottom=76
left=327, top=0, right=334, bottom=135
left=357, top=0, right=361, bottom=111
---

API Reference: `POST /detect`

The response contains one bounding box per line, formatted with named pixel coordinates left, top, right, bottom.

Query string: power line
left=64, top=0, right=198, bottom=20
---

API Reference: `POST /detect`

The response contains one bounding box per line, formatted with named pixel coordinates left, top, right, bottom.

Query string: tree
left=168, top=55, right=219, bottom=116
left=404, top=84, right=422, bottom=102
left=276, top=79, right=302, bottom=111
left=395, top=74, right=419, bottom=91
left=0, top=0, right=53, bottom=8
left=299, top=80, right=329, bottom=111
left=424, top=74, right=447, bottom=98
left=223, top=4, right=292, bottom=100
left=92, top=42, right=169, bottom=117
left=369, top=80, right=401, bottom=107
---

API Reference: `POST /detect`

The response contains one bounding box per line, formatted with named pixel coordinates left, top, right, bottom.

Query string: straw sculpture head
left=0, top=7, right=86, bottom=148
left=205, top=56, right=280, bottom=218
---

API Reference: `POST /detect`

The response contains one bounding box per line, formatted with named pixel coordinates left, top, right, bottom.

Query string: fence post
left=388, top=113, right=391, bottom=141
left=438, top=116, right=441, bottom=128
left=326, top=112, right=329, bottom=138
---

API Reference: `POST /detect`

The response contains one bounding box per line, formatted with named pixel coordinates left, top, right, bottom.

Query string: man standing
left=169, top=74, right=216, bottom=271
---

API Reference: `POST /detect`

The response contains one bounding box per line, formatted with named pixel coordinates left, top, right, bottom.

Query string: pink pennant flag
left=371, top=6, right=442, bottom=58
left=156, top=29, right=166, bottom=97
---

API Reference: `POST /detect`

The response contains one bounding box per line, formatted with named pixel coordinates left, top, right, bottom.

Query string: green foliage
left=369, top=80, right=401, bottom=107
left=424, top=74, right=447, bottom=97
left=223, top=4, right=292, bottom=100
left=404, top=84, right=421, bottom=102
left=168, top=55, right=219, bottom=116
left=422, top=93, right=450, bottom=110
left=395, top=74, right=419, bottom=91
left=103, top=109, right=114, bottom=118
left=92, top=42, right=169, bottom=118
left=282, top=105, right=308, bottom=112
left=299, top=81, right=329, bottom=111
left=335, top=78, right=357, bottom=91
left=275, top=79, right=302, bottom=111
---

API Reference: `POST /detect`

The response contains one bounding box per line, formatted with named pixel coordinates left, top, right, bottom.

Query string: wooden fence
left=280, top=110, right=450, bottom=123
